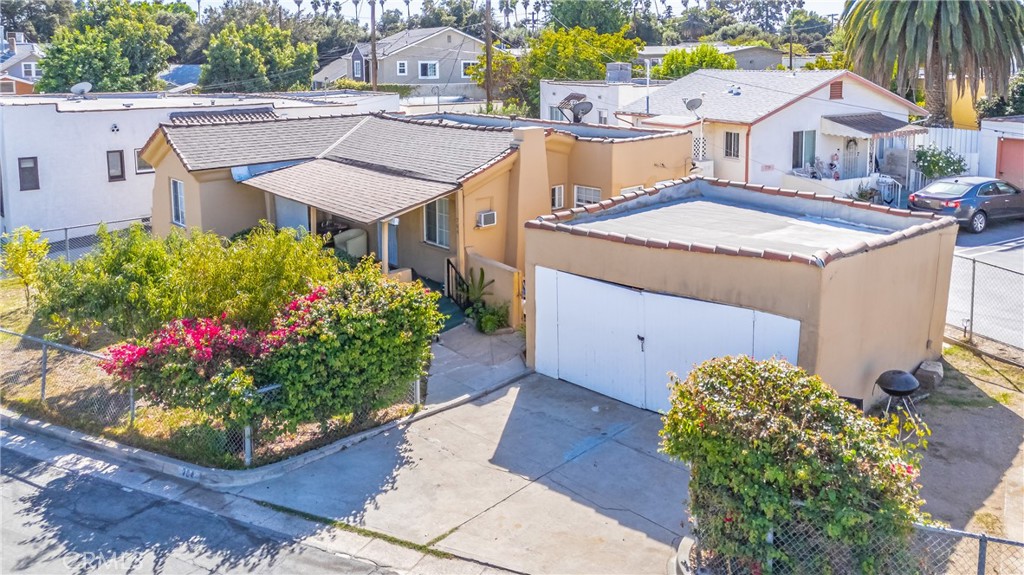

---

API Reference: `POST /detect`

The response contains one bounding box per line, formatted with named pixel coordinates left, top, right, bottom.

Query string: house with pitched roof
left=341, top=27, right=486, bottom=99
left=140, top=113, right=693, bottom=323
left=0, top=31, right=43, bottom=94
left=617, top=69, right=929, bottom=200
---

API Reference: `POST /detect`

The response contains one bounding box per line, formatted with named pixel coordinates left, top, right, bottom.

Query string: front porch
left=784, top=113, right=928, bottom=207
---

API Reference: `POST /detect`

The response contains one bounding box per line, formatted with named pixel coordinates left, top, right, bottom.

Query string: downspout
left=456, top=186, right=466, bottom=277
left=744, top=125, right=752, bottom=182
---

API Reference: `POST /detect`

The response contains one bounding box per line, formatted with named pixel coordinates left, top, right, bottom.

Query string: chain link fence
left=946, top=255, right=1024, bottom=349
left=0, top=327, right=424, bottom=469
left=36, top=217, right=151, bottom=262
left=686, top=513, right=1024, bottom=574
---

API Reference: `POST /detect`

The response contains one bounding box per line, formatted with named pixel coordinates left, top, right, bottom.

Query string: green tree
left=37, top=0, right=175, bottom=92
left=201, top=16, right=318, bottom=92
left=652, top=44, right=737, bottom=79
left=703, top=22, right=778, bottom=46
left=549, top=0, right=628, bottom=35
left=975, top=71, right=1024, bottom=121
left=735, top=0, right=804, bottom=34
left=1, top=227, right=50, bottom=306
left=802, top=52, right=850, bottom=71
left=0, top=0, right=75, bottom=42
left=844, top=0, right=1024, bottom=126
left=662, top=6, right=736, bottom=43
left=779, top=42, right=808, bottom=56
left=524, top=26, right=642, bottom=107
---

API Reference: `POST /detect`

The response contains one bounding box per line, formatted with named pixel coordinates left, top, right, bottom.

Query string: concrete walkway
left=426, top=324, right=527, bottom=407
left=229, top=373, right=691, bottom=575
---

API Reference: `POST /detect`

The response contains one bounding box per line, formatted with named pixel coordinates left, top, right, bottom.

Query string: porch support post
left=308, top=206, right=317, bottom=233
left=379, top=219, right=389, bottom=275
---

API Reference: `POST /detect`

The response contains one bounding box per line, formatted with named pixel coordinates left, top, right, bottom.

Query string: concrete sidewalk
left=426, top=325, right=527, bottom=407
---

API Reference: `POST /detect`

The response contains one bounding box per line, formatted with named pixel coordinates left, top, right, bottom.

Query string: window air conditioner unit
left=476, top=210, right=497, bottom=228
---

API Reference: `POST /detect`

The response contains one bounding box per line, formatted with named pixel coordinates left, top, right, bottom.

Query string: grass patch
left=253, top=500, right=454, bottom=559
left=425, top=526, right=460, bottom=546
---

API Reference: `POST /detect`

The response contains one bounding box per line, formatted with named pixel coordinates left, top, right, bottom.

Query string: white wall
left=749, top=80, right=914, bottom=187
left=539, top=80, right=661, bottom=126
left=0, top=94, right=398, bottom=234
left=979, top=118, right=1024, bottom=179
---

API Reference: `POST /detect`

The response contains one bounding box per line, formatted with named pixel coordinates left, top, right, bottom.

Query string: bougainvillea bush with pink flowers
left=102, top=260, right=444, bottom=434
left=660, top=356, right=930, bottom=573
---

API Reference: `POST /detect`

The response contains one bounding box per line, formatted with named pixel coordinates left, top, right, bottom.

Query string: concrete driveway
left=228, top=374, right=690, bottom=575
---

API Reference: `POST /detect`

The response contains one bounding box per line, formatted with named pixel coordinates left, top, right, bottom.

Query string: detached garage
left=524, top=176, right=958, bottom=411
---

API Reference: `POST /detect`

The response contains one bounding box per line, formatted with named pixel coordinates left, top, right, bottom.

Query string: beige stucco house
left=141, top=112, right=693, bottom=324
left=524, top=175, right=956, bottom=410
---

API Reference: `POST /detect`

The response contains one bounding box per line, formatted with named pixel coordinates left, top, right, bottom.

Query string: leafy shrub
left=975, top=71, right=1024, bottom=121
left=330, top=77, right=416, bottom=98
left=477, top=302, right=510, bottom=334
left=1, top=226, right=50, bottom=305
left=37, top=222, right=339, bottom=338
left=915, top=144, right=968, bottom=180
left=661, top=356, right=928, bottom=571
left=102, top=260, right=444, bottom=433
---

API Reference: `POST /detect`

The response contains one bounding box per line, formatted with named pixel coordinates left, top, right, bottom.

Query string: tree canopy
left=200, top=16, right=318, bottom=92
left=652, top=44, right=737, bottom=79
left=37, top=0, right=175, bottom=92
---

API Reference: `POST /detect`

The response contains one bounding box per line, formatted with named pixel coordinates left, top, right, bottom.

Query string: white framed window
left=22, top=62, right=38, bottom=78
left=574, top=185, right=601, bottom=207
left=620, top=185, right=644, bottom=194
left=396, top=60, right=408, bottom=76
left=461, top=60, right=474, bottom=78
left=598, top=110, right=608, bottom=124
left=353, top=59, right=363, bottom=78
left=0, top=81, right=14, bottom=94
left=424, top=197, right=450, bottom=248
left=135, top=149, right=154, bottom=174
left=792, top=130, right=816, bottom=169
left=725, top=131, right=740, bottom=159
left=419, top=61, right=439, bottom=79
left=551, top=185, right=564, bottom=210
left=549, top=106, right=563, bottom=121
left=170, top=179, right=186, bottom=227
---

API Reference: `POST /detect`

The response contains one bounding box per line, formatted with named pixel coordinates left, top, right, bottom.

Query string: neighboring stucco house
left=540, top=63, right=670, bottom=126
left=677, top=43, right=784, bottom=71
left=345, top=27, right=486, bottom=99
left=140, top=112, right=693, bottom=324
left=980, top=115, right=1024, bottom=189
left=524, top=175, right=956, bottom=411
left=619, top=69, right=928, bottom=199
left=0, top=90, right=399, bottom=236
left=0, top=31, right=43, bottom=94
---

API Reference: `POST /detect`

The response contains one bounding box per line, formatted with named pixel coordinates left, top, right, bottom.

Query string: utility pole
left=370, top=0, right=379, bottom=91
left=485, top=0, right=493, bottom=110
left=788, top=24, right=794, bottom=70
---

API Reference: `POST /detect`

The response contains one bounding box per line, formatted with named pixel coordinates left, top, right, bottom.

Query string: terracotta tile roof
left=524, top=175, right=957, bottom=268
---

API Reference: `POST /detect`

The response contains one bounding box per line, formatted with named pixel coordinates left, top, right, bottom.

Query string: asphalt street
left=1, top=449, right=395, bottom=575
left=948, top=219, right=1024, bottom=348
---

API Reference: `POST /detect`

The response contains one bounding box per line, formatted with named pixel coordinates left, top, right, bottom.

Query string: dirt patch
left=917, top=344, right=1024, bottom=539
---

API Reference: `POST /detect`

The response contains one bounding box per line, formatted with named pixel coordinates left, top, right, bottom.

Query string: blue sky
left=193, top=0, right=848, bottom=28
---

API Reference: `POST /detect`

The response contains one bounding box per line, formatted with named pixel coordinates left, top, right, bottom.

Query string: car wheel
left=969, top=211, right=987, bottom=233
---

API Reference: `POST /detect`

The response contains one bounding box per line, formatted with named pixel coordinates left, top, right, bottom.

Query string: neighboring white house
left=618, top=69, right=928, bottom=198
left=979, top=115, right=1024, bottom=189
left=333, top=26, right=487, bottom=99
left=0, top=90, right=400, bottom=235
left=539, top=63, right=670, bottom=126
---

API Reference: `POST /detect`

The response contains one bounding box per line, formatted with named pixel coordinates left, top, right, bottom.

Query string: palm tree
left=332, top=0, right=343, bottom=18
left=844, top=0, right=1024, bottom=126
left=293, top=0, right=304, bottom=16
left=403, top=0, right=411, bottom=21
left=310, top=0, right=321, bottom=16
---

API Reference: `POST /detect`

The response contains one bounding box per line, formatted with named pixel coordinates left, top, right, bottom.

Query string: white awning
left=820, top=113, right=928, bottom=140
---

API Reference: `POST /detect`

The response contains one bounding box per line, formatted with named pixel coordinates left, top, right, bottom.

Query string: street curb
left=0, top=368, right=533, bottom=489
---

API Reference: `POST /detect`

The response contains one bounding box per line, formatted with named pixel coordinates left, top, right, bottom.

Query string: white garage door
left=535, top=268, right=801, bottom=413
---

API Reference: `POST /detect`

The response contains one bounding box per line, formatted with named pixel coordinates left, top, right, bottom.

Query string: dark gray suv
left=908, top=177, right=1024, bottom=233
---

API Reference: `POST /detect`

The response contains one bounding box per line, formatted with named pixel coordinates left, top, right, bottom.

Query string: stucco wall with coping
left=461, top=161, right=514, bottom=264
left=466, top=248, right=520, bottom=326
left=523, top=178, right=957, bottom=404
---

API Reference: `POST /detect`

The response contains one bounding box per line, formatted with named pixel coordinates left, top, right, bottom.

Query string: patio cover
left=820, top=113, right=928, bottom=140
left=243, top=158, right=456, bottom=225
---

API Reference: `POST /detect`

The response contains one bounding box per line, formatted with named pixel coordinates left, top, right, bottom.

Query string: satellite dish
left=684, top=98, right=703, bottom=111
left=70, top=82, right=93, bottom=96
left=571, top=100, right=593, bottom=123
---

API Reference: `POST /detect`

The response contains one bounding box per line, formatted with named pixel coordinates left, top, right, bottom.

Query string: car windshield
left=919, top=182, right=973, bottom=197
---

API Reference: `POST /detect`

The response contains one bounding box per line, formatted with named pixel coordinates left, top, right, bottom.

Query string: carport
left=524, top=176, right=959, bottom=410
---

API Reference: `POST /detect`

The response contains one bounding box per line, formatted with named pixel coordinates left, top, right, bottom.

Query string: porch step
left=420, top=277, right=465, bottom=332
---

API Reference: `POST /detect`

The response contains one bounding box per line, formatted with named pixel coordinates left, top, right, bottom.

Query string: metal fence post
left=416, top=377, right=422, bottom=405
left=40, top=342, right=48, bottom=401
left=969, top=258, right=977, bottom=341
left=243, top=425, right=253, bottom=467
left=978, top=533, right=988, bottom=575
left=63, top=227, right=69, bottom=260
left=129, top=386, right=136, bottom=426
